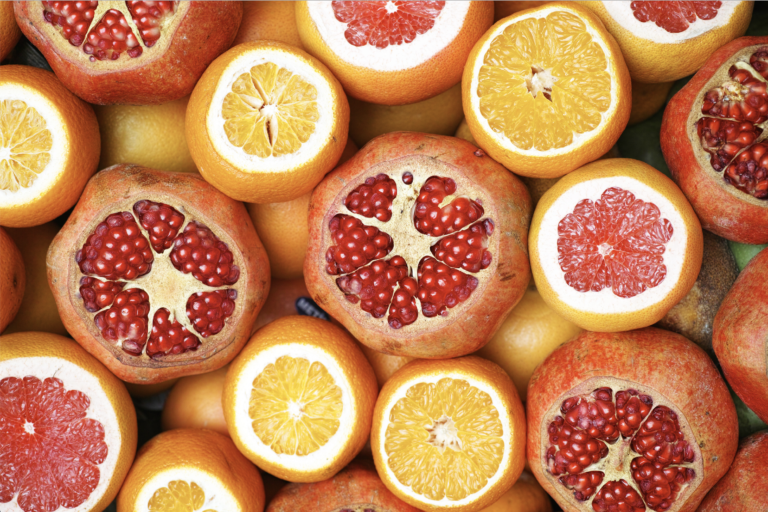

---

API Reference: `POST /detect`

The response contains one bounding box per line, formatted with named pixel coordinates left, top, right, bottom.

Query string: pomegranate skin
left=305, top=131, right=532, bottom=359
left=661, top=36, right=768, bottom=244
left=47, top=164, right=270, bottom=384
left=527, top=328, right=738, bottom=512
left=698, top=431, right=768, bottom=512
left=14, top=1, right=243, bottom=105
left=713, top=248, right=768, bottom=424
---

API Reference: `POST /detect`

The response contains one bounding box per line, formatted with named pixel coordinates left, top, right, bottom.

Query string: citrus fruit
left=479, top=471, right=552, bottom=512
left=348, top=83, right=464, bottom=147
left=0, top=1, right=21, bottom=62
left=629, top=79, right=674, bottom=125
left=296, top=1, right=494, bottom=105
left=46, top=164, right=271, bottom=384
left=161, top=365, right=229, bottom=437
left=95, top=96, right=197, bottom=175
left=475, top=287, right=583, bottom=401
left=371, top=356, right=526, bottom=511
left=462, top=2, right=631, bottom=178
left=0, top=226, right=24, bottom=333
left=186, top=40, right=349, bottom=204
left=124, top=378, right=177, bottom=399
left=495, top=2, right=551, bottom=21
left=14, top=2, right=243, bottom=105
left=251, top=277, right=340, bottom=334
left=267, top=460, right=420, bottom=512
left=0, top=65, right=99, bottom=228
left=527, top=328, right=738, bottom=512
left=358, top=342, right=414, bottom=389
left=584, top=1, right=753, bottom=83
left=233, top=1, right=305, bottom=49
left=3, top=223, right=66, bottom=336
left=529, top=158, right=703, bottom=332
left=0, top=331, right=137, bottom=512
left=116, top=428, right=265, bottom=512
left=223, top=315, right=378, bottom=482
left=661, top=36, right=768, bottom=244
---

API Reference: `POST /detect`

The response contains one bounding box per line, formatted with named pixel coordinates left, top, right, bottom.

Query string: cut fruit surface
left=372, top=357, right=526, bottom=511
left=462, top=2, right=631, bottom=178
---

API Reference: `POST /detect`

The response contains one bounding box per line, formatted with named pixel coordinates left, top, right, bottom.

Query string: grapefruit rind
left=0, top=356, right=123, bottom=512
left=134, top=469, right=239, bottom=512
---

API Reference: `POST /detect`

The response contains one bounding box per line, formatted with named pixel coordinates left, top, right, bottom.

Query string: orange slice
left=0, top=65, right=100, bottom=227
left=187, top=41, right=349, bottom=204
left=372, top=357, right=526, bottom=511
left=462, top=2, right=631, bottom=178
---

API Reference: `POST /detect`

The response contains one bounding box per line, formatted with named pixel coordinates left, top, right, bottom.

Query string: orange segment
left=0, top=99, right=53, bottom=191
left=148, top=480, right=217, bottom=512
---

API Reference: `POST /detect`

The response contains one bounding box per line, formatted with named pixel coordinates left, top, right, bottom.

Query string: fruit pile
left=1, top=2, right=768, bottom=512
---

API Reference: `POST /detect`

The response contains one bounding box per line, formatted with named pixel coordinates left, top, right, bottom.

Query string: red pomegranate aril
left=42, top=1, right=97, bottom=46
left=126, top=1, right=176, bottom=47
left=79, top=276, right=125, bottom=313
left=702, top=65, right=768, bottom=124
left=170, top=221, right=240, bottom=287
left=325, top=214, right=393, bottom=275
left=336, top=256, right=408, bottom=318
left=592, top=479, right=645, bottom=512
left=85, top=9, right=142, bottom=61
left=560, top=472, right=605, bottom=502
left=147, top=307, right=200, bottom=358
left=430, top=219, right=494, bottom=272
left=344, top=173, right=397, bottom=222
left=723, top=142, right=768, bottom=198
left=93, top=288, right=150, bottom=355
left=696, top=117, right=760, bottom=172
left=402, top=171, right=413, bottom=184
left=414, top=176, right=484, bottom=236
left=417, top=257, right=479, bottom=317
left=133, top=199, right=186, bottom=254
left=749, top=47, right=768, bottom=78
left=387, top=276, right=419, bottom=329
left=186, top=289, right=237, bottom=338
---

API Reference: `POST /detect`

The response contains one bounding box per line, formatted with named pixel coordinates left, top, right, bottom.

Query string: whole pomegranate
left=14, top=1, right=243, bottom=105
left=697, top=431, right=768, bottom=511
left=713, top=247, right=768, bottom=424
left=662, top=36, right=768, bottom=244
left=304, top=132, right=532, bottom=359
left=47, top=164, right=270, bottom=384
left=527, top=328, right=737, bottom=512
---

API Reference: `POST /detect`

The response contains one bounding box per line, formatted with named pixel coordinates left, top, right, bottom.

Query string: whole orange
left=233, top=1, right=305, bottom=49
left=0, top=226, right=25, bottom=333
left=161, top=365, right=229, bottom=436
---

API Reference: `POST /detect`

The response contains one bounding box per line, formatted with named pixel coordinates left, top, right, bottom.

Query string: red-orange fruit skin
left=698, top=431, right=768, bottom=511
left=267, top=459, right=420, bottom=512
left=13, top=1, right=243, bottom=105
left=304, top=131, right=532, bottom=359
left=661, top=36, right=768, bottom=244
left=47, top=164, right=270, bottom=384
left=713, top=248, right=768, bottom=424
left=527, top=328, right=738, bottom=512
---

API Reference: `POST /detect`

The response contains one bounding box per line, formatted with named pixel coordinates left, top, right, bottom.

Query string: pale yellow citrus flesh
left=384, top=378, right=504, bottom=502
left=148, top=480, right=217, bottom=512
left=478, top=11, right=610, bottom=151
left=222, top=63, right=319, bottom=158
left=0, top=99, right=52, bottom=191
left=249, top=355, right=343, bottom=456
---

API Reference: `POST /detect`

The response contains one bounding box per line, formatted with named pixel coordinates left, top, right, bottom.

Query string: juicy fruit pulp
left=384, top=378, right=504, bottom=501
left=325, top=173, right=492, bottom=329
left=148, top=480, right=217, bottom=512
left=249, top=355, right=343, bottom=456
left=222, top=62, right=319, bottom=158
left=76, top=200, right=240, bottom=359
left=0, top=99, right=52, bottom=192
left=42, top=1, right=176, bottom=62
left=546, top=386, right=697, bottom=512
left=331, top=1, right=445, bottom=49
left=557, top=187, right=674, bottom=299
left=0, top=376, right=108, bottom=512
left=630, top=1, right=721, bottom=34
left=696, top=47, right=768, bottom=199
left=477, top=10, right=611, bottom=151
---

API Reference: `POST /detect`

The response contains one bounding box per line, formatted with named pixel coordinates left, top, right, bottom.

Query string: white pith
left=0, top=357, right=122, bottom=512
left=603, top=1, right=740, bottom=43
left=307, top=1, right=470, bottom=71
left=0, top=83, right=68, bottom=207
left=230, top=343, right=355, bottom=473
left=375, top=372, right=513, bottom=509
left=207, top=49, right=336, bottom=173
left=539, top=377, right=703, bottom=512
left=536, top=176, right=688, bottom=314
left=467, top=4, right=621, bottom=157
left=133, top=468, right=240, bottom=512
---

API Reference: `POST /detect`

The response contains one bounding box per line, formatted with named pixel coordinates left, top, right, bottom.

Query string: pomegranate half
left=527, top=328, right=738, bottom=512
left=661, top=36, right=768, bottom=244
left=14, top=1, right=243, bottom=105
left=304, top=132, right=532, bottom=359
left=47, top=164, right=270, bottom=384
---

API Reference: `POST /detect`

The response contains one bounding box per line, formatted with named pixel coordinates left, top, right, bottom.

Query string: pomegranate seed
left=414, top=176, right=484, bottom=237
left=344, top=174, right=397, bottom=222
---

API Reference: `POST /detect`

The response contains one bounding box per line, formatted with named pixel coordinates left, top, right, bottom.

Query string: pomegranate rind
left=46, top=164, right=270, bottom=384
left=305, top=132, right=532, bottom=359
left=713, top=247, right=768, bottom=424
left=584, top=1, right=752, bottom=83
left=527, top=328, right=738, bottom=512
left=530, top=158, right=703, bottom=332
left=697, top=431, right=768, bottom=511
left=0, top=331, right=137, bottom=512
left=296, top=1, right=493, bottom=106
left=13, top=1, right=243, bottom=105
left=662, top=36, right=768, bottom=244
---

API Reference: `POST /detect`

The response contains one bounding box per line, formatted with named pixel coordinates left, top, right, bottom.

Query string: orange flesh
left=0, top=99, right=52, bottom=192
left=148, top=480, right=217, bottom=512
